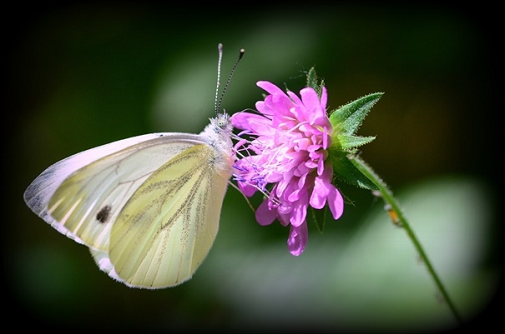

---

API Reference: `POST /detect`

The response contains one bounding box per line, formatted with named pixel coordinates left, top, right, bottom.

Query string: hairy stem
left=350, top=155, right=463, bottom=325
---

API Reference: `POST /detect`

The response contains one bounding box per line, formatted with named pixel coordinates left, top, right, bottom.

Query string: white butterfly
left=23, top=44, right=242, bottom=289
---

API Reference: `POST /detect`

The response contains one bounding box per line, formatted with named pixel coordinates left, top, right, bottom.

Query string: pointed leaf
left=338, top=134, right=376, bottom=151
left=330, top=92, right=383, bottom=136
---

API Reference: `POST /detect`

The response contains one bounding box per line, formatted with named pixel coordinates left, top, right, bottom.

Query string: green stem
left=350, top=155, right=463, bottom=325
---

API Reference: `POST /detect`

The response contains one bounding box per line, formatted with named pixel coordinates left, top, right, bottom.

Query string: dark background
left=5, top=3, right=500, bottom=332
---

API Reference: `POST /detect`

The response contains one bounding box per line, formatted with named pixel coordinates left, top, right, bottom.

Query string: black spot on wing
left=96, top=205, right=112, bottom=223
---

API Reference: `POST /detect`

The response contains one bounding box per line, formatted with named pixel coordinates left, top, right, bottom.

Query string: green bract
left=307, top=68, right=382, bottom=190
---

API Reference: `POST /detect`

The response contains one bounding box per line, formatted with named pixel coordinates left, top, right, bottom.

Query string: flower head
left=232, top=81, right=344, bottom=256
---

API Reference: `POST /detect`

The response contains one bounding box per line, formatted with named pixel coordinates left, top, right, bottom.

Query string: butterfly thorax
left=200, top=113, right=234, bottom=176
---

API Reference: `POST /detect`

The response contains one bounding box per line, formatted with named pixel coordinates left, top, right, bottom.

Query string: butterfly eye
left=216, top=113, right=230, bottom=129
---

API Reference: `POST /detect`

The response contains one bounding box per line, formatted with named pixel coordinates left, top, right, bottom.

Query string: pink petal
left=238, top=182, right=258, bottom=197
left=277, top=202, right=293, bottom=216
left=322, top=127, right=329, bottom=149
left=277, top=212, right=291, bottom=227
left=287, top=222, right=308, bottom=256
left=309, top=190, right=326, bottom=210
left=257, top=81, right=286, bottom=96
left=249, top=119, right=274, bottom=136
left=231, top=113, right=264, bottom=131
left=275, top=180, right=289, bottom=198
left=327, top=187, right=344, bottom=220
left=310, top=165, right=334, bottom=209
left=288, top=188, right=302, bottom=202
left=255, top=199, right=277, bottom=226
left=297, top=173, right=307, bottom=189
left=287, top=91, right=304, bottom=110
left=255, top=101, right=269, bottom=115
left=320, top=86, right=327, bottom=110
left=316, top=158, right=325, bottom=176
left=289, top=193, right=308, bottom=226
left=300, top=88, right=321, bottom=124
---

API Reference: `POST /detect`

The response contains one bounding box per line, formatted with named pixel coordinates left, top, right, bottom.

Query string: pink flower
left=232, top=81, right=344, bottom=256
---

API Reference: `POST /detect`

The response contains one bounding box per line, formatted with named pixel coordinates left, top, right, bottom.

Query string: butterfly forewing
left=105, top=144, right=231, bottom=288
left=25, top=134, right=173, bottom=217
left=24, top=133, right=209, bottom=250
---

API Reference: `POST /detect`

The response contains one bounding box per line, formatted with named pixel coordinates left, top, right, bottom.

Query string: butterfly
left=23, top=44, right=244, bottom=289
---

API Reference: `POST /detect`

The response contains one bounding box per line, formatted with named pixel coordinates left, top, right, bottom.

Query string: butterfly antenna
left=214, top=43, right=224, bottom=115
left=215, top=44, right=245, bottom=115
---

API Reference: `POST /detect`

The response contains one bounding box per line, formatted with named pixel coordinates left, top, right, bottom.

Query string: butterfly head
left=212, top=44, right=243, bottom=137
left=210, top=112, right=232, bottom=135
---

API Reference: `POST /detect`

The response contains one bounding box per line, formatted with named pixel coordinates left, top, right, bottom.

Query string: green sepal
left=304, top=69, right=381, bottom=191
left=306, top=67, right=325, bottom=98
left=326, top=93, right=383, bottom=190
left=337, top=134, right=376, bottom=151
left=329, top=92, right=383, bottom=136
left=328, top=147, right=379, bottom=190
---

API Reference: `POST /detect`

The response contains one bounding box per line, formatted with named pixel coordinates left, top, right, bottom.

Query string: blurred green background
left=6, top=3, right=500, bottom=332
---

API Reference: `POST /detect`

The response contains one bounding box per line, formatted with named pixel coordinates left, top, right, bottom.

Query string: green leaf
left=329, top=92, right=383, bottom=136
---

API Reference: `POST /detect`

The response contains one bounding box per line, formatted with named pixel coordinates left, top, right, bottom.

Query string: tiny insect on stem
left=384, top=203, right=402, bottom=227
